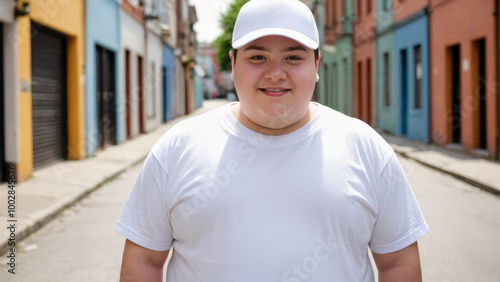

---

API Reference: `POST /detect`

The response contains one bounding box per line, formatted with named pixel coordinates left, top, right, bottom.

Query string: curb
left=391, top=146, right=500, bottom=197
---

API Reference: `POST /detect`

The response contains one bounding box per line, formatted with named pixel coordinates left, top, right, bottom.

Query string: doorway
left=96, top=46, right=116, bottom=148
left=125, top=49, right=132, bottom=139
left=31, top=23, right=68, bottom=169
left=400, top=49, right=408, bottom=136
left=473, top=39, right=487, bottom=149
left=138, top=55, right=145, bottom=133
left=448, top=44, right=461, bottom=144
left=366, top=58, right=372, bottom=125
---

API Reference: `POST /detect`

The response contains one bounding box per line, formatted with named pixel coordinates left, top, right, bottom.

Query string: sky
left=189, top=0, right=233, bottom=43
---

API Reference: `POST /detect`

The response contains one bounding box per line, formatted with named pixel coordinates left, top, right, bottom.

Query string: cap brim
left=232, top=28, right=318, bottom=50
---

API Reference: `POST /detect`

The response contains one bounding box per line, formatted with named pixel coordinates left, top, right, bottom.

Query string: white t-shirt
left=115, top=102, right=429, bottom=282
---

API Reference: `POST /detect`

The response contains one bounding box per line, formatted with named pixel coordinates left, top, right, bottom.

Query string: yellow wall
left=17, top=0, right=85, bottom=181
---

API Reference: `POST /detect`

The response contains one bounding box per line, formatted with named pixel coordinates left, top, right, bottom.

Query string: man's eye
left=287, top=56, right=302, bottom=61
left=250, top=55, right=265, bottom=60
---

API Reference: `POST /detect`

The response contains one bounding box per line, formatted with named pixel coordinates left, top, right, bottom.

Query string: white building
left=119, top=2, right=146, bottom=139
left=1, top=2, right=19, bottom=182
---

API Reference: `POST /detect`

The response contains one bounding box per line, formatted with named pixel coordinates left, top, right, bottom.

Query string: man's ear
left=315, top=51, right=322, bottom=72
left=229, top=51, right=235, bottom=81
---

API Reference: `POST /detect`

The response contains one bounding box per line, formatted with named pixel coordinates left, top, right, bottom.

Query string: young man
left=115, top=0, right=429, bottom=281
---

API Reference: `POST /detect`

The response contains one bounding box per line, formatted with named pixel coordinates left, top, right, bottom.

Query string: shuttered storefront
left=31, top=24, right=68, bottom=169
left=96, top=46, right=116, bottom=148
left=0, top=23, right=5, bottom=181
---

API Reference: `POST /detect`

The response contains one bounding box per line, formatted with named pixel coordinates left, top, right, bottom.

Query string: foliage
left=213, top=0, right=249, bottom=71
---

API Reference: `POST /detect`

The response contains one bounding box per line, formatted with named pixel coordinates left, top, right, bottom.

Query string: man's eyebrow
left=282, top=45, right=308, bottom=52
left=243, top=45, right=269, bottom=52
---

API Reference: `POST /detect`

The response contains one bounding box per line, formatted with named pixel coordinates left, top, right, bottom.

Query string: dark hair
left=231, top=48, right=320, bottom=65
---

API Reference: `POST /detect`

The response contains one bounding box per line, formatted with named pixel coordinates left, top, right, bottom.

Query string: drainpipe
left=496, top=0, right=500, bottom=160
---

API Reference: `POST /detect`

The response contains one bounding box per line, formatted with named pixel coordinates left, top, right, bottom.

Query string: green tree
left=214, top=0, right=249, bottom=71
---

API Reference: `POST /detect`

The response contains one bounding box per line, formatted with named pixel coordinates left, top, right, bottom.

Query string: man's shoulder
left=317, top=104, right=394, bottom=161
left=151, top=105, right=227, bottom=152
left=317, top=104, right=378, bottom=136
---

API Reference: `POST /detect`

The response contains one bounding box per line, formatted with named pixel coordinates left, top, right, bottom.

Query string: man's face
left=230, top=35, right=320, bottom=134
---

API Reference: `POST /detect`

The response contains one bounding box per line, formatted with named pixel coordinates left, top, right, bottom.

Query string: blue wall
left=394, top=13, right=429, bottom=141
left=85, top=0, right=121, bottom=156
left=163, top=43, right=175, bottom=121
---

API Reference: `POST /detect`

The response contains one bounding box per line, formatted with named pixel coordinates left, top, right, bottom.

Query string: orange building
left=429, top=0, right=498, bottom=158
left=353, top=0, right=376, bottom=126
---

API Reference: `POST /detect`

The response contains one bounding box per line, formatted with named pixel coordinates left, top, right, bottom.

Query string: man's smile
left=259, top=87, right=291, bottom=97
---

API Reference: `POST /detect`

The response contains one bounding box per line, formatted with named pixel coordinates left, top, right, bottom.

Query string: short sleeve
left=114, top=152, right=173, bottom=251
left=369, top=153, right=429, bottom=254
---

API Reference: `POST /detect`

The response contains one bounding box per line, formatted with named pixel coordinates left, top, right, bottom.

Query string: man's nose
left=264, top=61, right=286, bottom=81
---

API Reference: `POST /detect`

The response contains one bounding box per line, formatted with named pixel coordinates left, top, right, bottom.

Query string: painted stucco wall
left=120, top=9, right=145, bottom=138
left=430, top=0, right=497, bottom=156
left=375, top=0, right=396, bottom=133
left=375, top=32, right=397, bottom=133
left=394, top=13, right=430, bottom=141
left=1, top=12, right=19, bottom=165
left=85, top=0, right=121, bottom=156
left=145, top=30, right=163, bottom=132
left=17, top=0, right=85, bottom=180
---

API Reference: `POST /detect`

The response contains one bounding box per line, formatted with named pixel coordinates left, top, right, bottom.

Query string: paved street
left=1, top=148, right=500, bottom=281
left=0, top=162, right=140, bottom=282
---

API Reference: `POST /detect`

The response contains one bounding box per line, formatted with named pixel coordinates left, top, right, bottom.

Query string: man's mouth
left=259, top=88, right=291, bottom=97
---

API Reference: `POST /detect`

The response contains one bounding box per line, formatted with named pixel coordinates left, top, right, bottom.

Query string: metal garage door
left=96, top=46, right=116, bottom=148
left=31, top=23, right=68, bottom=169
left=0, top=22, right=5, bottom=181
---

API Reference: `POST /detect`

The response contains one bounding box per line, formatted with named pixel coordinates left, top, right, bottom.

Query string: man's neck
left=230, top=103, right=318, bottom=136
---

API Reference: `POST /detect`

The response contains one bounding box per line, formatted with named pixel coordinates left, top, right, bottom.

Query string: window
left=367, top=0, right=372, bottom=13
left=383, top=52, right=390, bottom=107
left=343, top=58, right=348, bottom=113
left=414, top=45, right=422, bottom=109
left=323, top=63, right=329, bottom=106
left=333, top=62, right=338, bottom=109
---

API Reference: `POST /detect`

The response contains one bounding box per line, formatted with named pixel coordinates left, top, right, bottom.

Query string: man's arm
left=371, top=242, right=423, bottom=282
left=120, top=239, right=170, bottom=282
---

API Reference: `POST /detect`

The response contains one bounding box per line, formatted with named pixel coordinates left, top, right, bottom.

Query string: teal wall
left=318, top=0, right=354, bottom=116
left=375, top=32, right=397, bottom=133
left=375, top=0, right=396, bottom=133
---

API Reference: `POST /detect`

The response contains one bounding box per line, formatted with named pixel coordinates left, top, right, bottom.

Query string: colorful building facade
left=393, top=0, right=430, bottom=141
left=318, top=0, right=354, bottom=115
left=85, top=0, right=121, bottom=156
left=120, top=1, right=146, bottom=139
left=429, top=0, right=498, bottom=157
left=353, top=0, right=376, bottom=126
left=0, top=2, right=18, bottom=183
left=17, top=0, right=85, bottom=180
left=375, top=0, right=397, bottom=134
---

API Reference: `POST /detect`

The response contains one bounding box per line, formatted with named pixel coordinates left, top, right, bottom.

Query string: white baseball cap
left=231, top=0, right=319, bottom=50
